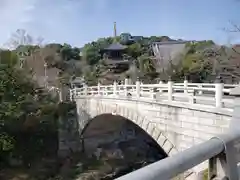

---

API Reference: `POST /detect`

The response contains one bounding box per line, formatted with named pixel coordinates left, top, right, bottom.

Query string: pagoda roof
left=104, top=59, right=130, bottom=65
left=104, top=42, right=127, bottom=51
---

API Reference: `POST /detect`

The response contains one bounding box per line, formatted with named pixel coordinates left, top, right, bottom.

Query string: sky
left=0, top=0, right=240, bottom=48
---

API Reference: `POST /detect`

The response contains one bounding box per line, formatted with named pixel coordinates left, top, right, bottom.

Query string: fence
left=70, top=79, right=237, bottom=110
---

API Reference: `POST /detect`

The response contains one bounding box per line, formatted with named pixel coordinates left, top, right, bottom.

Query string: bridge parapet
left=71, top=79, right=237, bottom=111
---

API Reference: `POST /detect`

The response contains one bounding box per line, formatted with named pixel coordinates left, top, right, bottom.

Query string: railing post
left=189, top=90, right=196, bottom=104
left=124, top=78, right=128, bottom=97
left=136, top=79, right=140, bottom=98
left=98, top=82, right=101, bottom=96
left=69, top=89, right=73, bottom=101
left=113, top=81, right=117, bottom=96
left=215, top=77, right=223, bottom=108
left=74, top=88, right=77, bottom=98
left=159, top=80, right=163, bottom=93
left=105, top=86, right=108, bottom=96
left=150, top=87, right=155, bottom=99
left=198, top=84, right=203, bottom=95
left=168, top=78, right=173, bottom=102
left=84, top=84, right=88, bottom=96
left=184, top=77, right=188, bottom=94
left=230, top=86, right=240, bottom=132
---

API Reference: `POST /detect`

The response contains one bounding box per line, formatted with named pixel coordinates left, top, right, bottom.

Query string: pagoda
left=100, top=22, right=130, bottom=73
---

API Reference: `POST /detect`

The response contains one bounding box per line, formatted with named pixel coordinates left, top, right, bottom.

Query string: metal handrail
left=116, top=131, right=240, bottom=180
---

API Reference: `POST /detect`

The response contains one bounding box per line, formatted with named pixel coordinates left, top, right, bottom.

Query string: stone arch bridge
left=72, top=79, right=237, bottom=179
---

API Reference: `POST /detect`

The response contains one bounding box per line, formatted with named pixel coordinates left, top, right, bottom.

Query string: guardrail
left=115, top=130, right=240, bottom=180
left=70, top=80, right=238, bottom=110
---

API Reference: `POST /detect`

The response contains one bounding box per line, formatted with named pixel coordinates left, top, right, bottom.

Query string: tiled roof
left=104, top=59, right=130, bottom=65
left=104, top=42, right=127, bottom=50
left=152, top=41, right=189, bottom=45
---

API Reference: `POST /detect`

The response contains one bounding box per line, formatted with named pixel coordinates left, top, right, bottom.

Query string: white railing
left=71, top=79, right=238, bottom=111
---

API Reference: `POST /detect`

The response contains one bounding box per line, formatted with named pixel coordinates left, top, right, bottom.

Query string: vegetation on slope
left=0, top=50, right=75, bottom=179
left=14, top=29, right=236, bottom=86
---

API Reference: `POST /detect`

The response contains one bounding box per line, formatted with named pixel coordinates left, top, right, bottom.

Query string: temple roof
left=104, top=59, right=130, bottom=65
left=71, top=77, right=84, bottom=84
left=104, top=42, right=127, bottom=51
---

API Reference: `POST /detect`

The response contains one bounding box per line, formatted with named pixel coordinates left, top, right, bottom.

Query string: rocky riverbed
left=0, top=136, right=166, bottom=180
left=58, top=137, right=166, bottom=180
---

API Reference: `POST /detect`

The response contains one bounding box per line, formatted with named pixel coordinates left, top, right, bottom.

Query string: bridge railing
left=71, top=79, right=238, bottom=110
left=116, top=129, right=240, bottom=180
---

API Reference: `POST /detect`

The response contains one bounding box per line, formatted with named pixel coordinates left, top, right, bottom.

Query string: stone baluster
left=124, top=78, right=128, bottom=97
left=215, top=76, right=223, bottom=108
left=198, top=84, right=203, bottom=95
left=113, top=81, right=117, bottom=96
left=159, top=80, right=163, bottom=93
left=97, top=82, right=101, bottom=96
left=69, top=89, right=72, bottom=101
left=184, top=76, right=188, bottom=94
left=84, top=84, right=88, bottom=96
left=136, top=78, right=140, bottom=98
left=150, top=87, right=154, bottom=99
left=168, top=77, right=173, bottom=102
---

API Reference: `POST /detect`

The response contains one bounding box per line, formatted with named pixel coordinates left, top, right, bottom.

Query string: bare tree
left=3, top=29, right=45, bottom=68
left=206, top=23, right=240, bottom=83
left=3, top=29, right=60, bottom=88
left=151, top=41, right=187, bottom=79
left=5, top=29, right=34, bottom=49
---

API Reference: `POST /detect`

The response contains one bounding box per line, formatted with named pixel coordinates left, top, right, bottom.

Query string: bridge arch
left=81, top=113, right=168, bottom=158
left=77, top=98, right=178, bottom=157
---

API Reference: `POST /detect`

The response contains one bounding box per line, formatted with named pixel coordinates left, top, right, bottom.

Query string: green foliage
left=137, top=54, right=156, bottom=75
left=127, top=43, right=143, bottom=59
left=0, top=50, right=18, bottom=66
left=171, top=41, right=217, bottom=82
left=60, top=43, right=81, bottom=61
left=0, top=133, right=15, bottom=151
left=81, top=37, right=115, bottom=65
left=9, top=34, right=222, bottom=86
left=185, top=40, right=215, bottom=54
left=0, top=54, right=60, bottom=166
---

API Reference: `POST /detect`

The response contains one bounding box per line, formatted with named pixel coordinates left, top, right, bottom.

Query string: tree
left=165, top=41, right=217, bottom=82
left=60, top=43, right=80, bottom=61
left=0, top=50, right=18, bottom=66
left=0, top=54, right=59, bottom=166
left=127, top=43, right=143, bottom=59
left=6, top=29, right=34, bottom=49
left=137, top=54, right=155, bottom=74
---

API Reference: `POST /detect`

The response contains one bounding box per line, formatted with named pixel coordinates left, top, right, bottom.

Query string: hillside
left=7, top=32, right=240, bottom=87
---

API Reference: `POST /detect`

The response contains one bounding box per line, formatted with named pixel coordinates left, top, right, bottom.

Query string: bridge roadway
left=115, top=92, right=235, bottom=109
left=71, top=80, right=240, bottom=180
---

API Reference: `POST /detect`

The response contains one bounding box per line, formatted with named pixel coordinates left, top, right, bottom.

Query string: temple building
left=100, top=22, right=130, bottom=73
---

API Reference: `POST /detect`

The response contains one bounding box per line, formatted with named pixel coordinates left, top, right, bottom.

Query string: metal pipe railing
left=116, top=131, right=240, bottom=180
